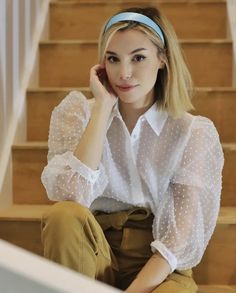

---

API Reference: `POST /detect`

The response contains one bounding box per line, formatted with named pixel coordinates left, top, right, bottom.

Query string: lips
left=116, top=84, right=138, bottom=91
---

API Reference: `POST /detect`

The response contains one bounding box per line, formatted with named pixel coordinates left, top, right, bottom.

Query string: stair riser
left=39, top=42, right=232, bottom=88
left=12, top=147, right=236, bottom=206
left=12, top=149, right=52, bottom=205
left=193, top=224, right=236, bottom=285
left=0, top=220, right=235, bottom=285
left=0, top=221, right=43, bottom=256
left=27, top=90, right=236, bottom=142
left=222, top=148, right=236, bottom=207
left=50, top=2, right=227, bottom=40
left=192, top=91, right=236, bottom=143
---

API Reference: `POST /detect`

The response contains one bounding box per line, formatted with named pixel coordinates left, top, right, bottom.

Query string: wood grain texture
left=39, top=41, right=232, bottom=88
left=50, top=1, right=227, bottom=40
left=198, top=285, right=236, bottom=293
left=0, top=221, right=43, bottom=256
left=27, top=88, right=236, bottom=143
left=12, top=146, right=52, bottom=205
left=0, top=205, right=235, bottom=284
left=192, top=89, right=236, bottom=143
left=193, top=224, right=236, bottom=285
left=2, top=0, right=235, bottom=287
left=12, top=142, right=236, bottom=206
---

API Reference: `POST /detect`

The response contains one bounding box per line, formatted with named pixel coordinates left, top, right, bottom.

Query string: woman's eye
left=107, top=56, right=119, bottom=63
left=133, top=55, right=146, bottom=62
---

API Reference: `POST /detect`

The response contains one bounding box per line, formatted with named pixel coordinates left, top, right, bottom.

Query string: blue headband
left=104, top=12, right=165, bottom=45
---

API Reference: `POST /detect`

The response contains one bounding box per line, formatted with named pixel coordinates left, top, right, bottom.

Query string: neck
left=119, top=96, right=155, bottom=134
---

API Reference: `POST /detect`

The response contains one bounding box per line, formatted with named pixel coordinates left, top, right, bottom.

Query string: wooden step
left=0, top=205, right=49, bottom=256
left=26, top=87, right=236, bottom=142
left=0, top=205, right=235, bottom=285
left=26, top=88, right=91, bottom=142
left=50, top=1, right=227, bottom=40
left=192, top=88, right=236, bottom=143
left=39, top=40, right=232, bottom=88
left=198, top=285, right=236, bottom=293
left=12, top=142, right=52, bottom=205
left=194, top=207, right=236, bottom=285
left=12, top=142, right=236, bottom=206
left=55, top=0, right=227, bottom=1
left=221, top=144, right=236, bottom=207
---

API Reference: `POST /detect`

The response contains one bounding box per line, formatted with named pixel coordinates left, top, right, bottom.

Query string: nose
left=119, top=62, right=132, bottom=81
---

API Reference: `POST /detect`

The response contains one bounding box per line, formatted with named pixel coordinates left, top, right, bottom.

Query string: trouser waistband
left=93, top=207, right=154, bottom=231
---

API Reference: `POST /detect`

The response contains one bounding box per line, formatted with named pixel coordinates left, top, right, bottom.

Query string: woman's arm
left=74, top=101, right=112, bottom=170
left=41, top=65, right=117, bottom=205
left=74, top=64, right=117, bottom=170
left=127, top=118, right=223, bottom=293
left=126, top=252, right=171, bottom=293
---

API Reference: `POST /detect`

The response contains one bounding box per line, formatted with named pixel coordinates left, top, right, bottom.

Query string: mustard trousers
left=41, top=201, right=198, bottom=292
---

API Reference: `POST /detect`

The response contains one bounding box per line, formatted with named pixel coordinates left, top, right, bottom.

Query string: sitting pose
left=41, top=6, right=224, bottom=293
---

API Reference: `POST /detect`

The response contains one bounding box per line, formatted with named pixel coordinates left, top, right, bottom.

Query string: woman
left=41, top=6, right=224, bottom=293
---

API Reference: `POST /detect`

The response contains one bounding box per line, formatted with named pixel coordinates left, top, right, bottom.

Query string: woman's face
left=104, top=29, right=164, bottom=108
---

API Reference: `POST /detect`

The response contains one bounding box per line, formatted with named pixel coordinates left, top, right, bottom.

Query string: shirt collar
left=143, top=102, right=168, bottom=136
left=111, top=100, right=168, bottom=136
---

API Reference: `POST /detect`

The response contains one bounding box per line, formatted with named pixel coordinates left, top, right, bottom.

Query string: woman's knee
left=42, top=201, right=91, bottom=239
left=151, top=271, right=198, bottom=293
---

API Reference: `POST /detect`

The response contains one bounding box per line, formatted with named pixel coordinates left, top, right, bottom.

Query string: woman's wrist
left=93, top=98, right=115, bottom=117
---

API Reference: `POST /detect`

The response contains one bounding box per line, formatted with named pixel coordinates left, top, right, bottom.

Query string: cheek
left=142, top=65, right=159, bottom=84
left=105, top=65, right=116, bottom=83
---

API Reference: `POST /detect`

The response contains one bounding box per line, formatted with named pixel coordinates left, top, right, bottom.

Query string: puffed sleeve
left=41, top=91, right=108, bottom=207
left=151, top=117, right=224, bottom=272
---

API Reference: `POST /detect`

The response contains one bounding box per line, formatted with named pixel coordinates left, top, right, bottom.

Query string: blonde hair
left=98, top=7, right=194, bottom=118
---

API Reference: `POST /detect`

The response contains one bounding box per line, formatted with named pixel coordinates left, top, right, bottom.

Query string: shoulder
left=166, top=112, right=221, bottom=147
left=54, top=91, right=89, bottom=111
left=189, top=114, right=219, bottom=139
left=180, top=113, right=221, bottom=148
left=50, top=91, right=94, bottom=122
left=168, top=112, right=217, bottom=133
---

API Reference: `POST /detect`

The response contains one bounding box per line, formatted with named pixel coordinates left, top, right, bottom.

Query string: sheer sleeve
left=41, top=91, right=108, bottom=207
left=151, top=117, right=224, bottom=272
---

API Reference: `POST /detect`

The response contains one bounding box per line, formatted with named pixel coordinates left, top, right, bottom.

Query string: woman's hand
left=90, top=64, right=117, bottom=109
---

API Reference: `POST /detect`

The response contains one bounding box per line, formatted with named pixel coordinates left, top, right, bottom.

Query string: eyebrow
left=106, top=48, right=147, bottom=55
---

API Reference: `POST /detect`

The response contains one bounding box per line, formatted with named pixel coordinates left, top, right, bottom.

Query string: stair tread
left=52, top=0, right=226, bottom=4
left=40, top=39, right=232, bottom=44
left=0, top=205, right=50, bottom=221
left=27, top=86, right=236, bottom=92
left=0, top=205, right=235, bottom=224
left=12, top=141, right=48, bottom=149
left=198, top=285, right=236, bottom=293
left=12, top=141, right=236, bottom=150
left=218, top=207, right=236, bottom=224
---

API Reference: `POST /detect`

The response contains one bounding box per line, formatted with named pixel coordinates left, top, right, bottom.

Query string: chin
left=118, top=94, right=138, bottom=103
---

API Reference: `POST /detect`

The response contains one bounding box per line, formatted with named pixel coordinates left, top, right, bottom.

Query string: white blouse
left=41, top=91, right=224, bottom=273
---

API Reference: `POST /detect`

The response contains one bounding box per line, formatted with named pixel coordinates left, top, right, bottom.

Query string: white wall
left=0, top=0, right=49, bottom=209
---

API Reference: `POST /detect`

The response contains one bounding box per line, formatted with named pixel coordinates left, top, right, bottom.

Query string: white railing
left=0, top=0, right=49, bottom=208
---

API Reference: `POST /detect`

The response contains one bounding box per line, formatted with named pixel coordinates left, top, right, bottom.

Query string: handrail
left=0, top=0, right=49, bottom=207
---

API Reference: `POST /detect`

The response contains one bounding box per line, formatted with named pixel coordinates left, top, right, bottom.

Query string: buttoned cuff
left=151, top=240, right=178, bottom=273
left=62, top=151, right=100, bottom=184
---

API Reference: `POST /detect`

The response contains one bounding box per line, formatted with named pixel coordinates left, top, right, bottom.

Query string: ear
left=159, top=60, right=165, bottom=69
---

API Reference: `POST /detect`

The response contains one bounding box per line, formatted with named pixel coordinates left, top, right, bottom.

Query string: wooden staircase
left=0, top=1, right=236, bottom=292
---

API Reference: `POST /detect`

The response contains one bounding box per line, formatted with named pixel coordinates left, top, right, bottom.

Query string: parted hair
left=98, top=6, right=194, bottom=118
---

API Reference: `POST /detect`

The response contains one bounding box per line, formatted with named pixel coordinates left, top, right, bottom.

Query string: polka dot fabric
left=41, top=91, right=224, bottom=272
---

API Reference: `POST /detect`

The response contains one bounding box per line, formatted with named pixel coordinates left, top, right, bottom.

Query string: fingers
left=90, top=64, right=105, bottom=78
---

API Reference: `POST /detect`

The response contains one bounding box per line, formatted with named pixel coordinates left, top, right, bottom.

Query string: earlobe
left=159, top=61, right=165, bottom=69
